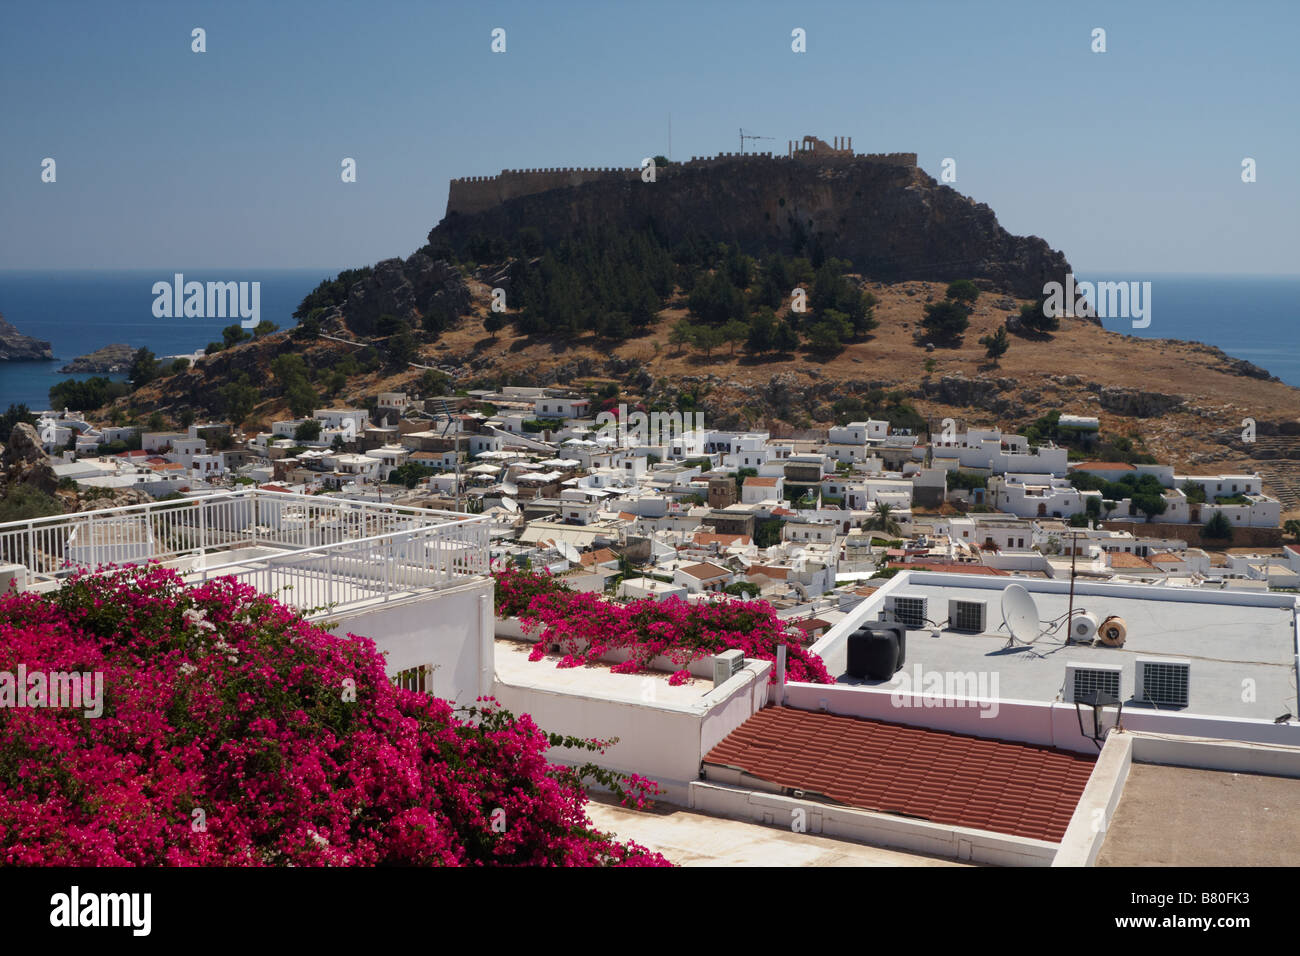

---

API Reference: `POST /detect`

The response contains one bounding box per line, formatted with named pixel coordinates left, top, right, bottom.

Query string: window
left=394, top=665, right=432, bottom=694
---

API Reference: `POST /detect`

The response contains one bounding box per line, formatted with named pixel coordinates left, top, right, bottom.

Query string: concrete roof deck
left=819, top=578, right=1298, bottom=721
left=584, top=796, right=968, bottom=866
left=1096, top=763, right=1300, bottom=866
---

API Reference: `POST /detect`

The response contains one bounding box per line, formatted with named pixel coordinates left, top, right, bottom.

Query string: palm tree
left=866, top=501, right=903, bottom=536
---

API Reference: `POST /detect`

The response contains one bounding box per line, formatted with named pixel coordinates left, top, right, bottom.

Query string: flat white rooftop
left=819, top=574, right=1299, bottom=722
left=496, top=639, right=716, bottom=708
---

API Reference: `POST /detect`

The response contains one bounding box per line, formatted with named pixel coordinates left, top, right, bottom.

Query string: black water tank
left=846, top=621, right=907, bottom=680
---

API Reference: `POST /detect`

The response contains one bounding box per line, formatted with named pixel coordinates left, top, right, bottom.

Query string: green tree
left=692, top=325, right=725, bottom=358
left=293, top=312, right=323, bottom=340
left=919, top=300, right=970, bottom=347
left=253, top=320, right=278, bottom=338
left=1018, top=292, right=1060, bottom=335
left=746, top=309, right=775, bottom=354
left=148, top=411, right=166, bottom=432
left=420, top=369, right=449, bottom=395
left=866, top=501, right=902, bottom=536
left=1203, top=510, right=1234, bottom=542
left=222, top=324, right=251, bottom=349
left=0, top=485, right=62, bottom=523
left=1180, top=480, right=1207, bottom=504
left=945, top=280, right=980, bottom=305
left=387, top=330, right=418, bottom=365
left=773, top=321, right=800, bottom=353
left=294, top=419, right=323, bottom=442
left=979, top=326, right=1010, bottom=363
left=669, top=320, right=695, bottom=355
left=1132, top=492, right=1167, bottom=523
left=1281, top=518, right=1300, bottom=541
left=286, top=380, right=319, bottom=418
left=129, top=347, right=160, bottom=388
left=179, top=408, right=196, bottom=430
left=220, top=381, right=258, bottom=427
left=721, top=318, right=749, bottom=355
left=271, top=353, right=309, bottom=384
left=484, top=311, right=506, bottom=341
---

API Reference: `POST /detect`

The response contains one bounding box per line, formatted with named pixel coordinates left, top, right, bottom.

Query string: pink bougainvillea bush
left=0, top=564, right=669, bottom=866
left=494, top=568, right=834, bottom=685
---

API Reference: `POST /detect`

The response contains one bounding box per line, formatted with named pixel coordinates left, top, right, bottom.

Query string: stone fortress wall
left=446, top=135, right=918, bottom=216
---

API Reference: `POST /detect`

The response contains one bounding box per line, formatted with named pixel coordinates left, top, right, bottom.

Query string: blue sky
left=1, top=0, right=1296, bottom=273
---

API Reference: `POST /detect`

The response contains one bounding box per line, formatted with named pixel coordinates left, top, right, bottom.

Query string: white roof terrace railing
left=0, top=488, right=489, bottom=612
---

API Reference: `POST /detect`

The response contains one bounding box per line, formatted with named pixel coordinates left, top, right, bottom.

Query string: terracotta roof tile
left=703, top=707, right=1095, bottom=843
left=580, top=547, right=618, bottom=567
left=693, top=532, right=752, bottom=547
left=680, top=561, right=730, bottom=580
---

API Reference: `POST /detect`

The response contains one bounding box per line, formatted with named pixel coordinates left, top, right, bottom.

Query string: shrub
left=498, top=570, right=833, bottom=685
left=0, top=565, right=667, bottom=866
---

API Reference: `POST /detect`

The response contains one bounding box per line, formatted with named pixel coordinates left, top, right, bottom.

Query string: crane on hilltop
left=739, top=128, right=774, bottom=154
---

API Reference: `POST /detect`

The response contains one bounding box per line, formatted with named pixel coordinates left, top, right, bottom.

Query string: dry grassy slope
left=124, top=278, right=1300, bottom=519
left=433, top=279, right=1300, bottom=517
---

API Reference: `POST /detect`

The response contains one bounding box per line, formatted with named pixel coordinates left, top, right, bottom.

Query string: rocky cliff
left=0, top=313, right=53, bottom=361
left=59, top=343, right=135, bottom=374
left=430, top=158, right=1071, bottom=298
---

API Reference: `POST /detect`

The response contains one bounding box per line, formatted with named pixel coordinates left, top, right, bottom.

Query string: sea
left=0, top=270, right=336, bottom=410
left=0, top=271, right=1296, bottom=410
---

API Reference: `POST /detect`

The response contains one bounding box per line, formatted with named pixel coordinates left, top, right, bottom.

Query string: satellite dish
left=500, top=496, right=518, bottom=513
left=1001, top=584, right=1043, bottom=645
left=558, top=541, right=583, bottom=563
left=501, top=466, right=519, bottom=496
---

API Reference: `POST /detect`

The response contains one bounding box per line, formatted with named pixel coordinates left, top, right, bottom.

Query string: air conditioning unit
left=1064, top=661, right=1123, bottom=704
left=885, top=594, right=927, bottom=629
left=712, top=649, right=744, bottom=686
left=1135, top=656, right=1190, bottom=708
left=947, top=599, right=987, bottom=633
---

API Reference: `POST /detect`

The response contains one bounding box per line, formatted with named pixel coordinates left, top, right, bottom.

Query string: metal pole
left=1067, top=531, right=1079, bottom=640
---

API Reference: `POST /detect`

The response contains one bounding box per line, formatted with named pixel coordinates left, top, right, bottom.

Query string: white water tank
left=1070, top=612, right=1099, bottom=643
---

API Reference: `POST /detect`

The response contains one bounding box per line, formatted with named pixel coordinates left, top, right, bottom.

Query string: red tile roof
left=704, top=707, right=1096, bottom=843
left=680, top=561, right=731, bottom=580
left=580, top=547, right=618, bottom=567
left=1071, top=461, right=1135, bottom=471
left=693, top=532, right=752, bottom=547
